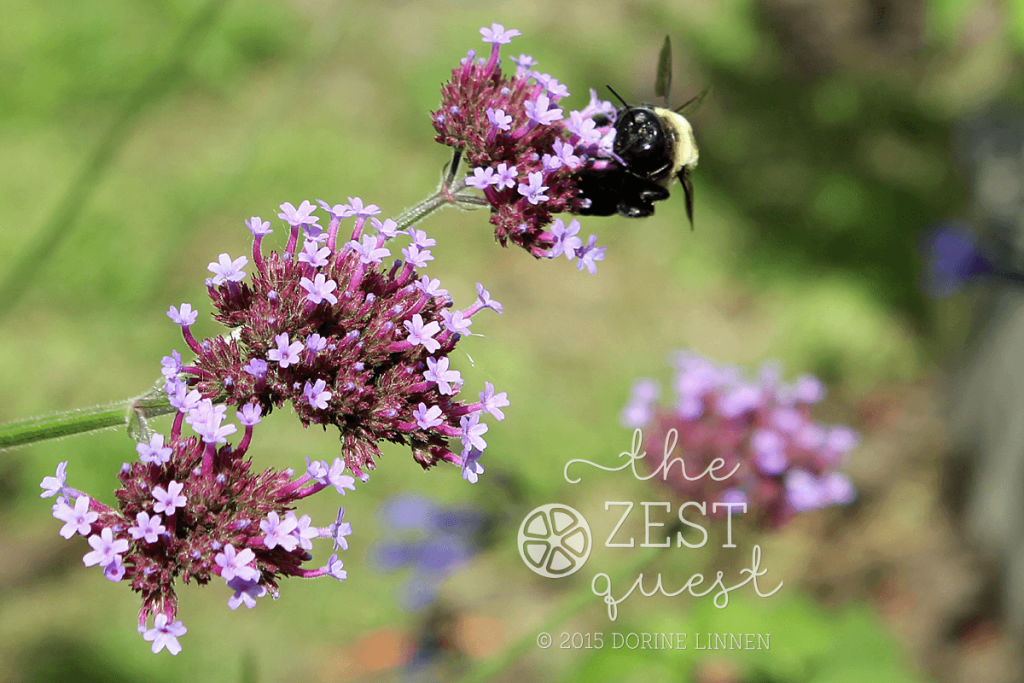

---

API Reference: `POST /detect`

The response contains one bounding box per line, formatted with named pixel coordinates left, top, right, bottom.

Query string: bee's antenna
left=605, top=85, right=630, bottom=109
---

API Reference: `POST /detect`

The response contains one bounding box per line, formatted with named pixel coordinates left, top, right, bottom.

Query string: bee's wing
left=658, top=36, right=711, bottom=115
left=655, top=36, right=672, bottom=107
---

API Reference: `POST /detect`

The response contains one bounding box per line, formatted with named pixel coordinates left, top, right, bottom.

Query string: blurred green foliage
left=2, top=0, right=1018, bottom=680
left=568, top=595, right=920, bottom=683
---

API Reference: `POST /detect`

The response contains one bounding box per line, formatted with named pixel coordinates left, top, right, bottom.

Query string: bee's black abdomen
left=575, top=168, right=671, bottom=219
left=574, top=168, right=625, bottom=216
left=570, top=49, right=700, bottom=226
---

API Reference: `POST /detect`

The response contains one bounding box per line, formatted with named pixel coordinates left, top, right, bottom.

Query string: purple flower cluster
left=433, top=24, right=612, bottom=266
left=621, top=352, right=859, bottom=529
left=165, top=199, right=509, bottom=479
left=40, top=403, right=353, bottom=654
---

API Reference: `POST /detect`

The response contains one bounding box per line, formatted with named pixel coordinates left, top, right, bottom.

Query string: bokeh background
left=2, top=0, right=1024, bottom=681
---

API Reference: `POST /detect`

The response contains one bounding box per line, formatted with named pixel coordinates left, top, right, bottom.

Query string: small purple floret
left=167, top=304, right=198, bottom=327
left=53, top=495, right=98, bottom=539
left=461, top=449, right=484, bottom=484
left=480, top=23, right=520, bottom=45
left=152, top=481, right=186, bottom=516
left=83, top=527, right=130, bottom=569
left=143, top=614, right=187, bottom=655
left=278, top=201, right=320, bottom=228
left=208, top=254, right=248, bottom=285
left=39, top=461, right=68, bottom=499
left=137, top=434, right=173, bottom=465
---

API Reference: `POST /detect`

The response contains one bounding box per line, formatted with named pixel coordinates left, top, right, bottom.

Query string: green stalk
left=390, top=149, right=487, bottom=233
left=391, top=191, right=456, bottom=233
left=0, top=401, right=131, bottom=450
left=0, top=386, right=174, bottom=451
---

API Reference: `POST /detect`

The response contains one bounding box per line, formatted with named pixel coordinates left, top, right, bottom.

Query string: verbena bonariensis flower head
left=39, top=406, right=353, bottom=654
left=165, top=199, right=509, bottom=481
left=621, top=352, right=859, bottom=529
left=433, top=23, right=615, bottom=270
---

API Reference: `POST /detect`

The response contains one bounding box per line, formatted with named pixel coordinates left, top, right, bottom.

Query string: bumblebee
left=576, top=37, right=705, bottom=227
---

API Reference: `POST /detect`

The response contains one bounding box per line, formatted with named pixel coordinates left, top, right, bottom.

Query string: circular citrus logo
left=517, top=504, right=592, bottom=578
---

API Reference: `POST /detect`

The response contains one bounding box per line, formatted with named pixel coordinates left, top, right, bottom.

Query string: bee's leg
left=679, top=168, right=694, bottom=230
left=618, top=176, right=669, bottom=217
left=618, top=202, right=656, bottom=218
left=636, top=183, right=670, bottom=204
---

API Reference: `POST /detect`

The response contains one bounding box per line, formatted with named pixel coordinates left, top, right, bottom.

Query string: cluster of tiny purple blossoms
left=37, top=197, right=512, bottom=654
left=39, top=402, right=353, bottom=655
left=433, top=23, right=611, bottom=271
left=621, top=352, right=859, bottom=529
left=164, top=198, right=509, bottom=482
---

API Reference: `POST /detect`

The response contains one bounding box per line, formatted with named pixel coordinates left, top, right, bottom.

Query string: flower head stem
left=0, top=389, right=178, bottom=452
left=326, top=219, right=341, bottom=254
left=181, top=327, right=202, bottom=355
left=251, top=235, right=266, bottom=273
left=290, top=482, right=328, bottom=500
left=170, top=410, right=185, bottom=444
left=236, top=424, right=254, bottom=454
left=445, top=148, right=464, bottom=187
left=350, top=216, right=368, bottom=243
left=284, top=225, right=301, bottom=261
left=201, top=442, right=216, bottom=477
left=392, top=191, right=454, bottom=234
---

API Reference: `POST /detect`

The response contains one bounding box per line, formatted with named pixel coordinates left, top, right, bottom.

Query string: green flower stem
left=453, top=538, right=677, bottom=683
left=391, top=192, right=456, bottom=233
left=391, top=149, right=486, bottom=233
left=0, top=401, right=131, bottom=450
left=391, top=187, right=487, bottom=233
left=0, top=388, right=174, bottom=451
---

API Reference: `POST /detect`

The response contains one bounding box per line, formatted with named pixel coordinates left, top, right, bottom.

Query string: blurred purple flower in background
left=920, top=222, right=995, bottom=297
left=370, top=495, right=483, bottom=611
left=621, top=351, right=859, bottom=529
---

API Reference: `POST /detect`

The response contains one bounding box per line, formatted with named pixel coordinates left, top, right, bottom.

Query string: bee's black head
left=612, top=106, right=670, bottom=177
